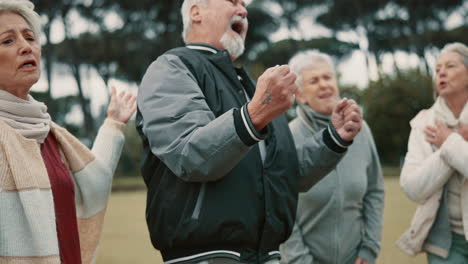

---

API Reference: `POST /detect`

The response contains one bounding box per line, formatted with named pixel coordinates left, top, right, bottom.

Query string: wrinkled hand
left=424, top=121, right=453, bottom=147
left=331, top=98, right=362, bottom=142
left=354, top=257, right=369, bottom=264
left=458, top=124, right=468, bottom=141
left=248, top=65, right=298, bottom=131
left=107, top=86, right=137, bottom=124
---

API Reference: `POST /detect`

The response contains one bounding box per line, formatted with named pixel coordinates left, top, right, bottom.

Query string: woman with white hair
left=280, top=50, right=384, bottom=264
left=396, top=42, right=468, bottom=263
left=0, top=0, right=136, bottom=263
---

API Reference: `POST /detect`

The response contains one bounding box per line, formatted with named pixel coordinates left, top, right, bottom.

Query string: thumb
left=333, top=98, right=348, bottom=114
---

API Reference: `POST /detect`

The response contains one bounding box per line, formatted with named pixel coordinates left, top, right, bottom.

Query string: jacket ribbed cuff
left=358, top=246, right=377, bottom=264
left=322, top=124, right=351, bottom=153
left=233, top=104, right=267, bottom=146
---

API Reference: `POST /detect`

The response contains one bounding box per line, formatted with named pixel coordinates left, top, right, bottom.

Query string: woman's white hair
left=181, top=0, right=209, bottom=43
left=0, top=0, right=41, bottom=39
left=288, top=50, right=336, bottom=92
left=440, top=42, right=468, bottom=70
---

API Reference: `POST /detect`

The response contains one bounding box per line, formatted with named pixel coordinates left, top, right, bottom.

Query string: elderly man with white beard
left=136, top=1, right=363, bottom=264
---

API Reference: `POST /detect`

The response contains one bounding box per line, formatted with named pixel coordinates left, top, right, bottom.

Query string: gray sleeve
left=137, top=54, right=251, bottom=182
left=358, top=122, right=385, bottom=264
left=280, top=223, right=314, bottom=264
left=290, top=119, right=345, bottom=192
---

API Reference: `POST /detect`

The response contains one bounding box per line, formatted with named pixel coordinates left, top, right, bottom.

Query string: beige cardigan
left=0, top=118, right=125, bottom=264
left=396, top=107, right=468, bottom=257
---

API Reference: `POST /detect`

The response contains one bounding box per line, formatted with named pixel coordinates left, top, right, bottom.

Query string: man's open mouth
left=231, top=21, right=244, bottom=35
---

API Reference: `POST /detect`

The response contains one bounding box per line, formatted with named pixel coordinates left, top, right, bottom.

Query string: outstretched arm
left=138, top=59, right=301, bottom=183
left=296, top=98, right=363, bottom=191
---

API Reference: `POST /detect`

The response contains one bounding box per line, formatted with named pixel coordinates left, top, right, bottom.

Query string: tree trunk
left=61, top=6, right=96, bottom=140
left=43, top=24, right=54, bottom=117
left=71, top=63, right=95, bottom=140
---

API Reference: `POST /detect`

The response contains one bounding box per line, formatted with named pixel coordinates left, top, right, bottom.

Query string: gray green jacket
left=280, top=105, right=384, bottom=264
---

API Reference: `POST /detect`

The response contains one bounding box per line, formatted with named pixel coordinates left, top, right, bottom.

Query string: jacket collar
left=186, top=43, right=252, bottom=103
left=186, top=43, right=220, bottom=54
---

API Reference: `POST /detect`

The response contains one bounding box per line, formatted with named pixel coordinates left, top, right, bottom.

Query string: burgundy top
left=41, top=133, right=82, bottom=264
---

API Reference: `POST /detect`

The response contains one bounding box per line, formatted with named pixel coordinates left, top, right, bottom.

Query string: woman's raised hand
left=107, top=86, right=137, bottom=124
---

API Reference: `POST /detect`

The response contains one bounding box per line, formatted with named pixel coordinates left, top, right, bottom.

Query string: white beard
left=220, top=31, right=245, bottom=59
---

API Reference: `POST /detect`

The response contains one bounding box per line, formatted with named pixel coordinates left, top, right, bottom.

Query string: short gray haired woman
left=0, top=0, right=136, bottom=263
left=396, top=42, right=468, bottom=263
left=280, top=49, right=384, bottom=264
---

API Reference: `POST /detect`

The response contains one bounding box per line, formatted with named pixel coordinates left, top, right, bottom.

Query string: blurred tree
left=258, top=0, right=466, bottom=78
left=239, top=3, right=281, bottom=62
left=316, top=0, right=466, bottom=74
left=75, top=0, right=184, bottom=83
left=32, top=0, right=465, bottom=176
left=54, top=36, right=95, bottom=139
left=114, top=120, right=143, bottom=177
left=361, top=69, right=434, bottom=165
left=76, top=32, right=118, bottom=87
left=32, top=0, right=74, bottom=116
left=339, top=83, right=363, bottom=103
left=255, top=38, right=357, bottom=66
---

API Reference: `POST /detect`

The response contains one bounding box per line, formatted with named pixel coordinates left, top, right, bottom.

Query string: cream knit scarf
left=433, top=96, right=468, bottom=127
left=0, top=89, right=51, bottom=143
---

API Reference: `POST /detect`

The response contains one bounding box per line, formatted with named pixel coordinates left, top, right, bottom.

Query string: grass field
left=97, top=175, right=427, bottom=264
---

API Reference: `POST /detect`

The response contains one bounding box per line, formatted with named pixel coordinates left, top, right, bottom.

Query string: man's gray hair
left=0, top=0, right=41, bottom=39
left=181, top=0, right=209, bottom=43
left=288, top=50, right=336, bottom=91
left=440, top=42, right=468, bottom=70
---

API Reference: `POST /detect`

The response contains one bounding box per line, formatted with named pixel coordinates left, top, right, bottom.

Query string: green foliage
left=339, top=83, right=363, bottom=103
left=362, top=69, right=434, bottom=165
left=290, top=0, right=467, bottom=74
left=258, top=38, right=358, bottom=66
left=241, top=5, right=281, bottom=61
left=114, top=121, right=143, bottom=178
left=249, top=38, right=358, bottom=78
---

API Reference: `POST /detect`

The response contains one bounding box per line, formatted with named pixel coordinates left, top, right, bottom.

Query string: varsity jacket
left=0, top=118, right=125, bottom=264
left=136, top=43, right=346, bottom=264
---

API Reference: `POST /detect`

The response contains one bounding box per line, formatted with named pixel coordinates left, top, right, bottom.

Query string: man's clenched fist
left=248, top=65, right=298, bottom=131
left=331, top=98, right=362, bottom=142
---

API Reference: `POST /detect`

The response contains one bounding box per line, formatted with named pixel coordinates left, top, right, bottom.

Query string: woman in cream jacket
left=396, top=42, right=468, bottom=263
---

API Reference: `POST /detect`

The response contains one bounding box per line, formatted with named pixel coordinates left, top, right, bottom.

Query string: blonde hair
left=0, top=0, right=41, bottom=38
